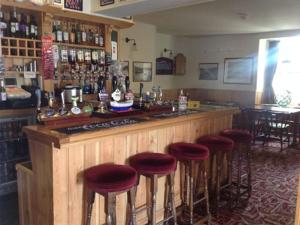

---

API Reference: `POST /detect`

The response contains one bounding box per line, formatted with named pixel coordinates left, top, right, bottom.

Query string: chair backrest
left=264, top=111, right=290, bottom=135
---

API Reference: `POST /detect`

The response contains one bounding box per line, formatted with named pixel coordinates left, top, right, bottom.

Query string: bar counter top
left=23, top=105, right=239, bottom=148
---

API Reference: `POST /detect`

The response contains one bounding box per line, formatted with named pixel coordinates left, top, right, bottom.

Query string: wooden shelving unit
left=1, top=37, right=42, bottom=59
left=53, top=42, right=105, bottom=50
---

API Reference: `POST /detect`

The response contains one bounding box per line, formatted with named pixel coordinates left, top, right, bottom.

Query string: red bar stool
left=220, top=128, right=253, bottom=205
left=169, top=142, right=211, bottom=225
left=84, top=164, right=137, bottom=225
left=196, top=135, right=234, bottom=214
left=129, top=152, right=177, bottom=225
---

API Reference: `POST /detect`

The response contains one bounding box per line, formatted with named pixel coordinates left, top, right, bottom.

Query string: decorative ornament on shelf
left=275, top=90, right=292, bottom=107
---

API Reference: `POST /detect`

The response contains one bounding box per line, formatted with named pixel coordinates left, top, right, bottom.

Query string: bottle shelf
left=1, top=37, right=42, bottom=59
left=53, top=42, right=105, bottom=50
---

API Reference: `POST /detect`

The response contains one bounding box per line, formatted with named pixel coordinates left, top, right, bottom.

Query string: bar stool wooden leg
left=236, top=145, right=242, bottom=205
left=86, top=191, right=95, bottom=225
left=215, top=151, right=222, bottom=215
left=189, top=161, right=195, bottom=225
left=246, top=144, right=252, bottom=198
left=169, top=172, right=177, bottom=225
left=203, top=161, right=211, bottom=225
left=105, top=193, right=117, bottom=225
left=127, top=187, right=137, bottom=225
left=184, top=163, right=189, bottom=214
left=227, top=150, right=233, bottom=209
left=150, top=175, right=158, bottom=225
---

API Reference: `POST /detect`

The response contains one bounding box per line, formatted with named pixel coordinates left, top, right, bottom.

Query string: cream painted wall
left=172, top=30, right=300, bottom=91
left=119, top=22, right=178, bottom=93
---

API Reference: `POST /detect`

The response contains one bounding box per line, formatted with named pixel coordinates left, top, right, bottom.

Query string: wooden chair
left=264, top=111, right=291, bottom=150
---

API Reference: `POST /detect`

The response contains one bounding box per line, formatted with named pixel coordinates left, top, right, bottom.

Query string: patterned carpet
left=211, top=143, right=300, bottom=225
left=0, top=144, right=299, bottom=225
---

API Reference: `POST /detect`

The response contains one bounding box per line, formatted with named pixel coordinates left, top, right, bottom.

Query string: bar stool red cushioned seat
left=220, top=129, right=253, bottom=144
left=197, top=135, right=234, bottom=152
left=129, top=152, right=177, bottom=175
left=84, top=164, right=137, bottom=194
left=84, top=164, right=138, bottom=225
left=169, top=142, right=211, bottom=225
left=169, top=142, right=209, bottom=161
left=129, top=152, right=177, bottom=225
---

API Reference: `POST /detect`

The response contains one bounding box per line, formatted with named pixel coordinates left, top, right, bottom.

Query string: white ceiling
left=134, top=0, right=300, bottom=36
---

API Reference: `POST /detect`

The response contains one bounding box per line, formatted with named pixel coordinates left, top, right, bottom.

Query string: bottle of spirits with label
left=75, top=24, right=81, bottom=44
left=81, top=25, right=87, bottom=44
left=178, top=89, right=187, bottom=111
left=52, top=20, right=57, bottom=41
left=70, top=24, right=75, bottom=44
left=63, top=21, right=69, bottom=43
left=0, top=79, right=7, bottom=102
left=56, top=21, right=63, bottom=42
left=99, top=28, right=104, bottom=47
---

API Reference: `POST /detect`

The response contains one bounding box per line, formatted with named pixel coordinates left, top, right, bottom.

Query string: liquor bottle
left=63, top=22, right=69, bottom=43
left=75, top=24, right=81, bottom=44
left=68, top=48, right=76, bottom=64
left=77, top=49, right=84, bottom=64
left=30, top=15, right=37, bottom=39
left=178, top=89, right=187, bottom=111
left=25, top=15, right=30, bottom=38
left=99, top=28, right=104, bottom=47
left=91, top=49, right=99, bottom=65
left=9, top=8, right=18, bottom=37
left=84, top=49, right=91, bottom=65
left=70, top=24, right=75, bottom=44
left=81, top=25, right=87, bottom=44
left=52, top=20, right=57, bottom=41
left=56, top=21, right=63, bottom=42
left=94, top=29, right=99, bottom=46
left=60, top=46, right=68, bottom=63
left=87, top=29, right=93, bottom=45
left=0, top=6, right=8, bottom=37
left=0, top=79, right=7, bottom=102
left=19, top=14, right=28, bottom=39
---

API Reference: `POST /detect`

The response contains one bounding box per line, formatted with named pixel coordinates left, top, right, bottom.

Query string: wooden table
left=18, top=106, right=239, bottom=225
left=246, top=104, right=300, bottom=146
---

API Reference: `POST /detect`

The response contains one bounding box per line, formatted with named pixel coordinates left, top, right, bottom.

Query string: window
left=272, top=37, right=300, bottom=105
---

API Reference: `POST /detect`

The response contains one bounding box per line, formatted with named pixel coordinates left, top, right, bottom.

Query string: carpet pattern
left=211, top=144, right=300, bottom=225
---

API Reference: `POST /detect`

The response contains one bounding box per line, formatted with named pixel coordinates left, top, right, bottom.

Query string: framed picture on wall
left=64, top=0, right=83, bottom=11
left=133, top=62, right=152, bottom=82
left=223, top=57, right=253, bottom=84
left=100, top=0, right=114, bottom=6
left=120, top=61, right=129, bottom=77
left=199, top=63, right=218, bottom=80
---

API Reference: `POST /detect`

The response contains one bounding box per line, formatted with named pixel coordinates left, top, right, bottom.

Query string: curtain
left=262, top=40, right=280, bottom=104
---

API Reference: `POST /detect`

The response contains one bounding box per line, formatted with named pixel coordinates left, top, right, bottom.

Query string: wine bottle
left=91, top=49, right=99, bottom=65
left=19, top=14, right=28, bottom=39
left=99, top=28, right=104, bottom=47
left=30, top=15, right=37, bottom=39
left=25, top=15, right=30, bottom=39
left=75, top=24, right=81, bottom=44
left=9, top=8, right=18, bottom=37
left=94, top=29, right=99, bottom=46
left=0, top=6, right=8, bottom=37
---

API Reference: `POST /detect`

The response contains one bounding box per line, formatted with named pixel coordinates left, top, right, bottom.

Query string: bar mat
left=53, top=118, right=146, bottom=135
left=150, top=110, right=199, bottom=119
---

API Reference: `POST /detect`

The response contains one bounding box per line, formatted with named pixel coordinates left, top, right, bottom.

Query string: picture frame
left=64, top=0, right=83, bottom=11
left=199, top=63, right=218, bottom=80
left=120, top=61, right=129, bottom=77
left=100, top=0, right=114, bottom=6
left=133, top=62, right=152, bottom=82
left=223, top=57, right=253, bottom=84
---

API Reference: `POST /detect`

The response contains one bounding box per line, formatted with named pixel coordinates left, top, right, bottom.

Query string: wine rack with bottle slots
left=0, top=115, right=35, bottom=196
left=1, top=37, right=42, bottom=59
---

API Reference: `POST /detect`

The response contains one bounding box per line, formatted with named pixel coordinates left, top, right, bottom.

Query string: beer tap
left=59, top=91, right=68, bottom=116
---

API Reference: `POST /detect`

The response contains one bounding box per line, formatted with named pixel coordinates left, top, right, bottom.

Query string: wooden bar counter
left=19, top=106, right=239, bottom=225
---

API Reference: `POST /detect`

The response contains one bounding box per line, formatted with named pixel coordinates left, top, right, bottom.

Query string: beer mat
left=150, top=110, right=199, bottom=119
left=53, top=118, right=146, bottom=135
